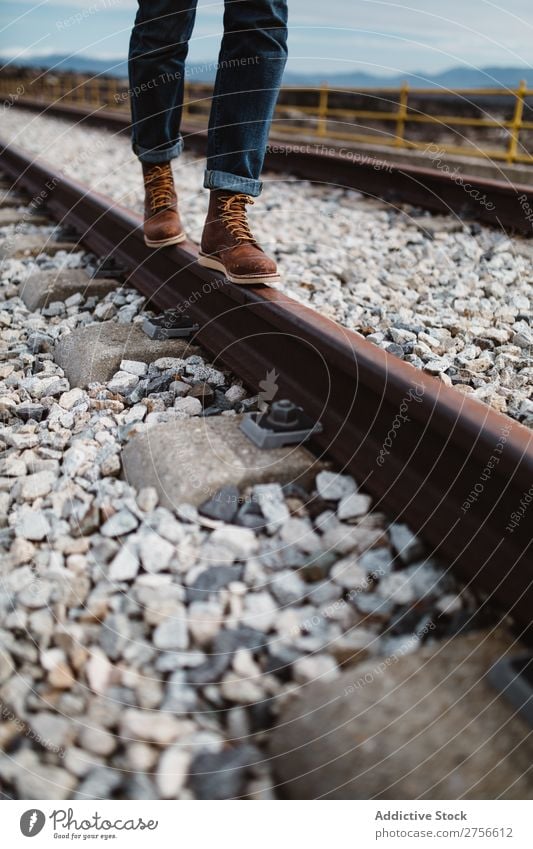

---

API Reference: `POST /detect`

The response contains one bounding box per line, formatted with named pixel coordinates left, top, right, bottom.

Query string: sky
left=1, top=0, right=532, bottom=77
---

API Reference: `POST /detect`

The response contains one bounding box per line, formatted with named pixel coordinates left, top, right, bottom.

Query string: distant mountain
left=1, top=54, right=531, bottom=89
left=285, top=66, right=533, bottom=89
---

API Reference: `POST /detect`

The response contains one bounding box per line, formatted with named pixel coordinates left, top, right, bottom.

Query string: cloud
left=1, top=0, right=532, bottom=74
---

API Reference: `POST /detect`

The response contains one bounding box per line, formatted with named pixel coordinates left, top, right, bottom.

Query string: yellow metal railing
left=273, top=80, right=533, bottom=164
left=1, top=73, right=532, bottom=165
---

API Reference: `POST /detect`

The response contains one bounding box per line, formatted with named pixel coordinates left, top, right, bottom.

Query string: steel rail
left=1, top=140, right=532, bottom=634
left=9, top=97, right=533, bottom=233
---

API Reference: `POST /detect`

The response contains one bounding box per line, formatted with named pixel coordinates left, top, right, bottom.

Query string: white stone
left=279, top=516, right=322, bottom=552
left=107, top=370, right=139, bottom=394
left=188, top=601, right=223, bottom=646
left=240, top=591, right=277, bottom=631
left=388, top=522, right=424, bottom=564
left=120, top=359, right=148, bottom=377
left=331, top=555, right=368, bottom=589
left=100, top=509, right=138, bottom=537
left=225, top=384, right=247, bottom=403
left=253, top=482, right=289, bottom=532
left=120, top=709, right=183, bottom=744
left=337, top=491, right=372, bottom=520
left=19, top=470, right=55, bottom=501
left=2, top=454, right=26, bottom=476
left=10, top=537, right=36, bottom=566
left=377, top=571, right=414, bottom=604
left=293, top=654, right=339, bottom=683
left=15, top=509, right=51, bottom=541
left=156, top=748, right=191, bottom=798
left=233, top=648, right=262, bottom=678
left=85, top=649, right=112, bottom=694
left=139, top=531, right=175, bottom=573
left=152, top=611, right=189, bottom=651
left=271, top=570, right=306, bottom=605
left=316, top=470, right=357, bottom=501
left=137, top=486, right=159, bottom=512
left=209, top=525, right=258, bottom=559
left=78, top=725, right=116, bottom=756
left=153, top=357, right=185, bottom=370
left=126, top=742, right=159, bottom=772
left=31, top=713, right=73, bottom=749
left=109, top=544, right=140, bottom=581
left=174, top=396, right=202, bottom=416
left=436, top=593, right=463, bottom=614
left=220, top=672, right=264, bottom=703
left=59, top=387, right=85, bottom=410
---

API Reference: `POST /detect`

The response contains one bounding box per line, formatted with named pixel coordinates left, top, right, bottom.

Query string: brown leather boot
left=198, top=191, right=280, bottom=285
left=142, top=162, right=186, bottom=248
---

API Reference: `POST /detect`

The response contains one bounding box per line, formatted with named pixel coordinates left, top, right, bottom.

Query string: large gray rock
left=54, top=322, right=199, bottom=387
left=20, top=269, right=117, bottom=310
left=269, top=630, right=533, bottom=799
left=0, top=234, right=78, bottom=259
left=122, top=415, right=320, bottom=508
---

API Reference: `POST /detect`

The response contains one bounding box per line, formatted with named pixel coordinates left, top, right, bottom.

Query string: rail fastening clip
left=240, top=399, right=323, bottom=449
left=142, top=309, right=200, bottom=340
left=91, top=256, right=128, bottom=279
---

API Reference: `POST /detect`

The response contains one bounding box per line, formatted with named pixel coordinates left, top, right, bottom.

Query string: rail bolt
left=265, top=399, right=300, bottom=429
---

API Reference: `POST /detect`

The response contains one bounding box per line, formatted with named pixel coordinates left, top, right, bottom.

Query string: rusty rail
left=6, top=98, right=533, bottom=234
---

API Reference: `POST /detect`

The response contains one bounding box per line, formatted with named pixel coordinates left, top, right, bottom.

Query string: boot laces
left=219, top=193, right=255, bottom=243
left=145, top=163, right=175, bottom=213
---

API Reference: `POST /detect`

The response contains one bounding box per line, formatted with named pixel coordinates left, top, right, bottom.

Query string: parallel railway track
left=10, top=97, right=533, bottom=234
left=1, top=135, right=532, bottom=636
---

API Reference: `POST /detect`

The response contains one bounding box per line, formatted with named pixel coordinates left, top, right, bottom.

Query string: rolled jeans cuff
left=133, top=137, right=184, bottom=164
left=204, top=169, right=262, bottom=197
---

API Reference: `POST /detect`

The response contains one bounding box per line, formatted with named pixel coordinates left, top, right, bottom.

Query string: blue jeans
left=128, top=0, right=288, bottom=197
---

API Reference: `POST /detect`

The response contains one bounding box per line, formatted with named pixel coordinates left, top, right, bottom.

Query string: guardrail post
left=107, top=77, right=117, bottom=108
left=91, top=79, right=99, bottom=108
left=507, top=79, right=527, bottom=163
left=50, top=78, right=59, bottom=106
left=72, top=75, right=79, bottom=106
left=395, top=81, right=409, bottom=146
left=317, top=82, right=329, bottom=137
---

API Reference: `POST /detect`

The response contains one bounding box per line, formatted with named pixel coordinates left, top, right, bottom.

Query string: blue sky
left=1, top=0, right=532, bottom=76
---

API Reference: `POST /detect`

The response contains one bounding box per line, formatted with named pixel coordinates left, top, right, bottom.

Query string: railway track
left=2, top=117, right=533, bottom=801
left=1, top=137, right=531, bottom=637
left=11, top=97, right=533, bottom=234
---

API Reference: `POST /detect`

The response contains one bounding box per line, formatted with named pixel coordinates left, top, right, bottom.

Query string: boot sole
left=197, top=252, right=280, bottom=286
left=144, top=232, right=187, bottom=248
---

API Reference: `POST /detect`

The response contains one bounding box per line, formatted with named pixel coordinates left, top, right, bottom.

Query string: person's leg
left=199, top=0, right=288, bottom=283
left=129, top=1, right=197, bottom=246
left=128, top=0, right=198, bottom=163
left=204, top=0, right=289, bottom=196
